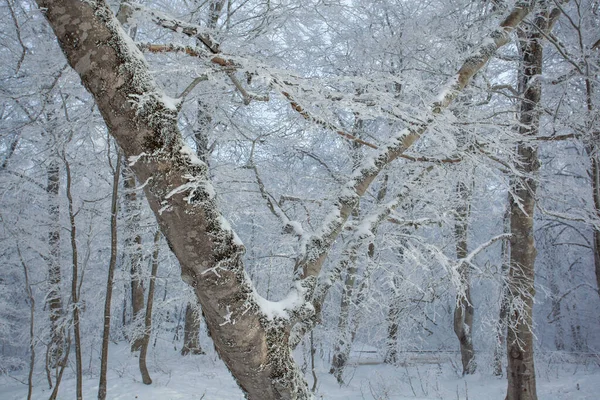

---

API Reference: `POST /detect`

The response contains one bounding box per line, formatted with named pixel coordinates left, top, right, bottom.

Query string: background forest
left=0, top=0, right=599, bottom=399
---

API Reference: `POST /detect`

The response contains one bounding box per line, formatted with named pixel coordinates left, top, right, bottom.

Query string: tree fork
left=37, top=1, right=538, bottom=398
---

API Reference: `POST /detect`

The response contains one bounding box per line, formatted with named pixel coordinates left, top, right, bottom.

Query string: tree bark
left=493, top=203, right=511, bottom=376
left=329, top=259, right=357, bottom=384
left=17, top=246, right=35, bottom=400
left=122, top=167, right=146, bottom=351
left=98, top=151, right=121, bottom=400
left=585, top=48, right=600, bottom=298
left=506, top=6, right=550, bottom=399
left=65, top=156, right=83, bottom=400
left=37, top=3, right=309, bottom=397
left=181, top=300, right=205, bottom=356
left=46, top=155, right=65, bottom=369
left=139, top=230, right=161, bottom=385
left=453, top=180, right=476, bottom=375
left=592, top=156, right=600, bottom=298
left=384, top=275, right=403, bottom=365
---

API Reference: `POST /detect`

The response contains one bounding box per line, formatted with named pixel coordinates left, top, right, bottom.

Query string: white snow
left=253, top=282, right=306, bottom=320
left=179, top=144, right=207, bottom=168
left=128, top=152, right=147, bottom=166
left=1, top=342, right=598, bottom=399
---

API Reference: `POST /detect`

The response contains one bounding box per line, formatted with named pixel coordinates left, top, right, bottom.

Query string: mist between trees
left=0, top=1, right=599, bottom=399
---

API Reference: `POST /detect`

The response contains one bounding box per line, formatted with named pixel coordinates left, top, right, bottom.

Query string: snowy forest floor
left=1, top=342, right=599, bottom=399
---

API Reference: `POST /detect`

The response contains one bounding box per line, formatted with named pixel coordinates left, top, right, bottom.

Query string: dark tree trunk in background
left=453, top=180, right=476, bottom=375
left=506, top=5, right=552, bottom=399
left=122, top=167, right=146, bottom=352
left=592, top=156, right=600, bottom=298
left=493, top=203, right=511, bottom=377
left=384, top=275, right=403, bottom=365
left=139, top=230, right=161, bottom=385
left=98, top=152, right=121, bottom=400
left=47, top=155, right=65, bottom=369
left=65, top=157, right=83, bottom=400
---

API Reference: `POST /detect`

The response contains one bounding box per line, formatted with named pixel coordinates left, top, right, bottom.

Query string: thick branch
left=294, top=0, right=536, bottom=287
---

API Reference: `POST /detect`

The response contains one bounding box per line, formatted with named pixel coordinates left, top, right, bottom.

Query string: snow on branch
left=288, top=167, right=433, bottom=347
left=433, top=0, right=535, bottom=112
left=124, top=2, right=220, bottom=53
left=244, top=142, right=304, bottom=237
left=285, top=1, right=537, bottom=336
left=456, top=234, right=511, bottom=269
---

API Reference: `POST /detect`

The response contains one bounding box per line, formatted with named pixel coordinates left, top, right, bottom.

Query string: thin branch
left=226, top=72, right=269, bottom=104
left=457, top=233, right=511, bottom=268
left=136, top=42, right=233, bottom=68
left=6, top=0, right=27, bottom=74
left=133, top=5, right=381, bottom=149
left=399, top=154, right=462, bottom=163
left=291, top=0, right=536, bottom=287
left=0, top=169, right=46, bottom=191
left=177, top=75, right=208, bottom=99
left=280, top=90, right=379, bottom=149
left=245, top=143, right=302, bottom=236
left=125, top=2, right=220, bottom=53
left=535, top=133, right=577, bottom=141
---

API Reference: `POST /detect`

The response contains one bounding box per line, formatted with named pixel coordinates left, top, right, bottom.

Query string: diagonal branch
left=289, top=166, right=434, bottom=346
left=293, top=0, right=536, bottom=288
left=125, top=2, right=220, bottom=53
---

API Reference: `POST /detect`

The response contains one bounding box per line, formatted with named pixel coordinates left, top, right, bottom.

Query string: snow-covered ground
left=1, top=343, right=598, bottom=399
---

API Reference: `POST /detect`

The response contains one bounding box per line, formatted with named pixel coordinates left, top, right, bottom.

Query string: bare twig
left=178, top=75, right=208, bottom=100
left=6, top=0, right=27, bottom=74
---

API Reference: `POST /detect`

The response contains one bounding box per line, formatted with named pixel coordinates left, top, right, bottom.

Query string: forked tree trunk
left=329, top=120, right=364, bottom=383
left=181, top=300, right=204, bottom=355
left=37, top=1, right=536, bottom=398
left=330, top=162, right=387, bottom=383
left=453, top=180, right=476, bottom=375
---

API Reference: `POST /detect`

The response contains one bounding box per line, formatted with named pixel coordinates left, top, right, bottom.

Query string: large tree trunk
left=505, top=6, right=549, bottom=400
left=37, top=3, right=309, bottom=398
left=453, top=180, right=476, bottom=375
left=585, top=44, right=600, bottom=298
